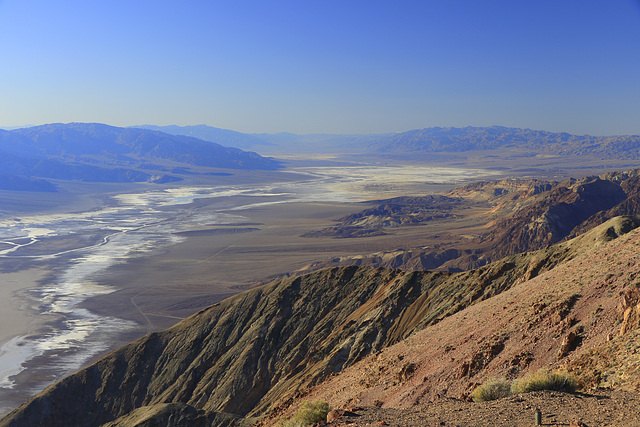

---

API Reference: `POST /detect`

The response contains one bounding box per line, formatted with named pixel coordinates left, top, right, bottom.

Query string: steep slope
left=480, top=176, right=627, bottom=260
left=274, top=216, right=640, bottom=424
left=569, top=171, right=640, bottom=237
left=2, top=216, right=639, bottom=427
left=100, top=404, right=251, bottom=427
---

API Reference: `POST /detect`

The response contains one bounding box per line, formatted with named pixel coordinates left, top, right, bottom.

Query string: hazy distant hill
left=134, top=125, right=383, bottom=154
left=132, top=124, right=640, bottom=158
left=13, top=123, right=281, bottom=169
left=0, top=123, right=281, bottom=184
left=133, top=124, right=274, bottom=151
left=0, top=173, right=57, bottom=192
left=254, top=132, right=383, bottom=153
left=369, top=125, right=640, bottom=158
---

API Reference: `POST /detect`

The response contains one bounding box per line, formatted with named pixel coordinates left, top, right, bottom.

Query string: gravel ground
left=325, top=390, right=640, bottom=426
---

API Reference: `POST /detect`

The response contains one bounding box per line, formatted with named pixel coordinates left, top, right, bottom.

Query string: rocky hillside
left=2, top=216, right=639, bottom=427
left=302, top=179, right=555, bottom=240
left=301, top=195, right=464, bottom=238
left=479, top=175, right=627, bottom=260
left=271, top=216, right=640, bottom=425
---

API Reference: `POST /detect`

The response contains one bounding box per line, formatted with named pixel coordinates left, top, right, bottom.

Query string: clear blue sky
left=1, top=0, right=639, bottom=135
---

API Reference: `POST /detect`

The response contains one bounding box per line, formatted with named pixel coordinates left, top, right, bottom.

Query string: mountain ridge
left=284, top=217, right=640, bottom=425
left=369, top=125, right=640, bottom=158
left=0, top=123, right=281, bottom=185
left=132, top=124, right=640, bottom=158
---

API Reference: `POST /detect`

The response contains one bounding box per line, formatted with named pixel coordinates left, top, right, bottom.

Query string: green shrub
left=279, top=400, right=331, bottom=427
left=470, top=378, right=512, bottom=402
left=511, top=369, right=577, bottom=394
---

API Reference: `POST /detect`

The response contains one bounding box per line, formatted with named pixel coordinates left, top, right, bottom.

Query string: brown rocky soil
left=322, top=390, right=640, bottom=426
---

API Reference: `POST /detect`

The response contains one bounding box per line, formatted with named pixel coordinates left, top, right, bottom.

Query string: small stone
left=327, top=409, right=345, bottom=423
left=570, top=420, right=587, bottom=427
left=376, top=421, right=389, bottom=426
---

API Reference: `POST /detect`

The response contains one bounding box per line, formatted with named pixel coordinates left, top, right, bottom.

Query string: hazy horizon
left=2, top=122, right=639, bottom=139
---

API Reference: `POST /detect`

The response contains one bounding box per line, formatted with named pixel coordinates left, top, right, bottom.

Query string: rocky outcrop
left=445, top=178, right=555, bottom=202
left=617, top=287, right=640, bottom=335
left=481, top=177, right=627, bottom=259
left=302, top=196, right=463, bottom=238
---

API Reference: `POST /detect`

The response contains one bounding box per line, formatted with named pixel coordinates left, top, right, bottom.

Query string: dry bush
left=279, top=400, right=331, bottom=426
left=511, top=369, right=578, bottom=394
left=470, top=378, right=512, bottom=402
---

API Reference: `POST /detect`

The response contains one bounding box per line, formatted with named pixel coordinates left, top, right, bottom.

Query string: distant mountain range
left=133, top=124, right=381, bottom=154
left=133, top=124, right=275, bottom=151
left=0, top=123, right=281, bottom=190
left=135, top=124, right=640, bottom=159
left=369, top=126, right=640, bottom=158
left=2, top=122, right=640, bottom=191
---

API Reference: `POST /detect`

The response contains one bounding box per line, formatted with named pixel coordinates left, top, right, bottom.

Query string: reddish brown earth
left=267, top=219, right=640, bottom=426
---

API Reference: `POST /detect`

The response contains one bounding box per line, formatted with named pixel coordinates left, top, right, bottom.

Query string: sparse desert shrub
left=511, top=369, right=577, bottom=394
left=470, top=378, right=512, bottom=402
left=279, top=400, right=331, bottom=426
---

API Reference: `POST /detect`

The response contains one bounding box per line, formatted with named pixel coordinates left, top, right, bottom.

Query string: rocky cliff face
left=3, top=215, right=639, bottom=427
left=480, top=176, right=627, bottom=260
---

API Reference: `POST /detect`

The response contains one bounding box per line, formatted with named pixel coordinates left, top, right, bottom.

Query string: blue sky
left=1, top=0, right=639, bottom=135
